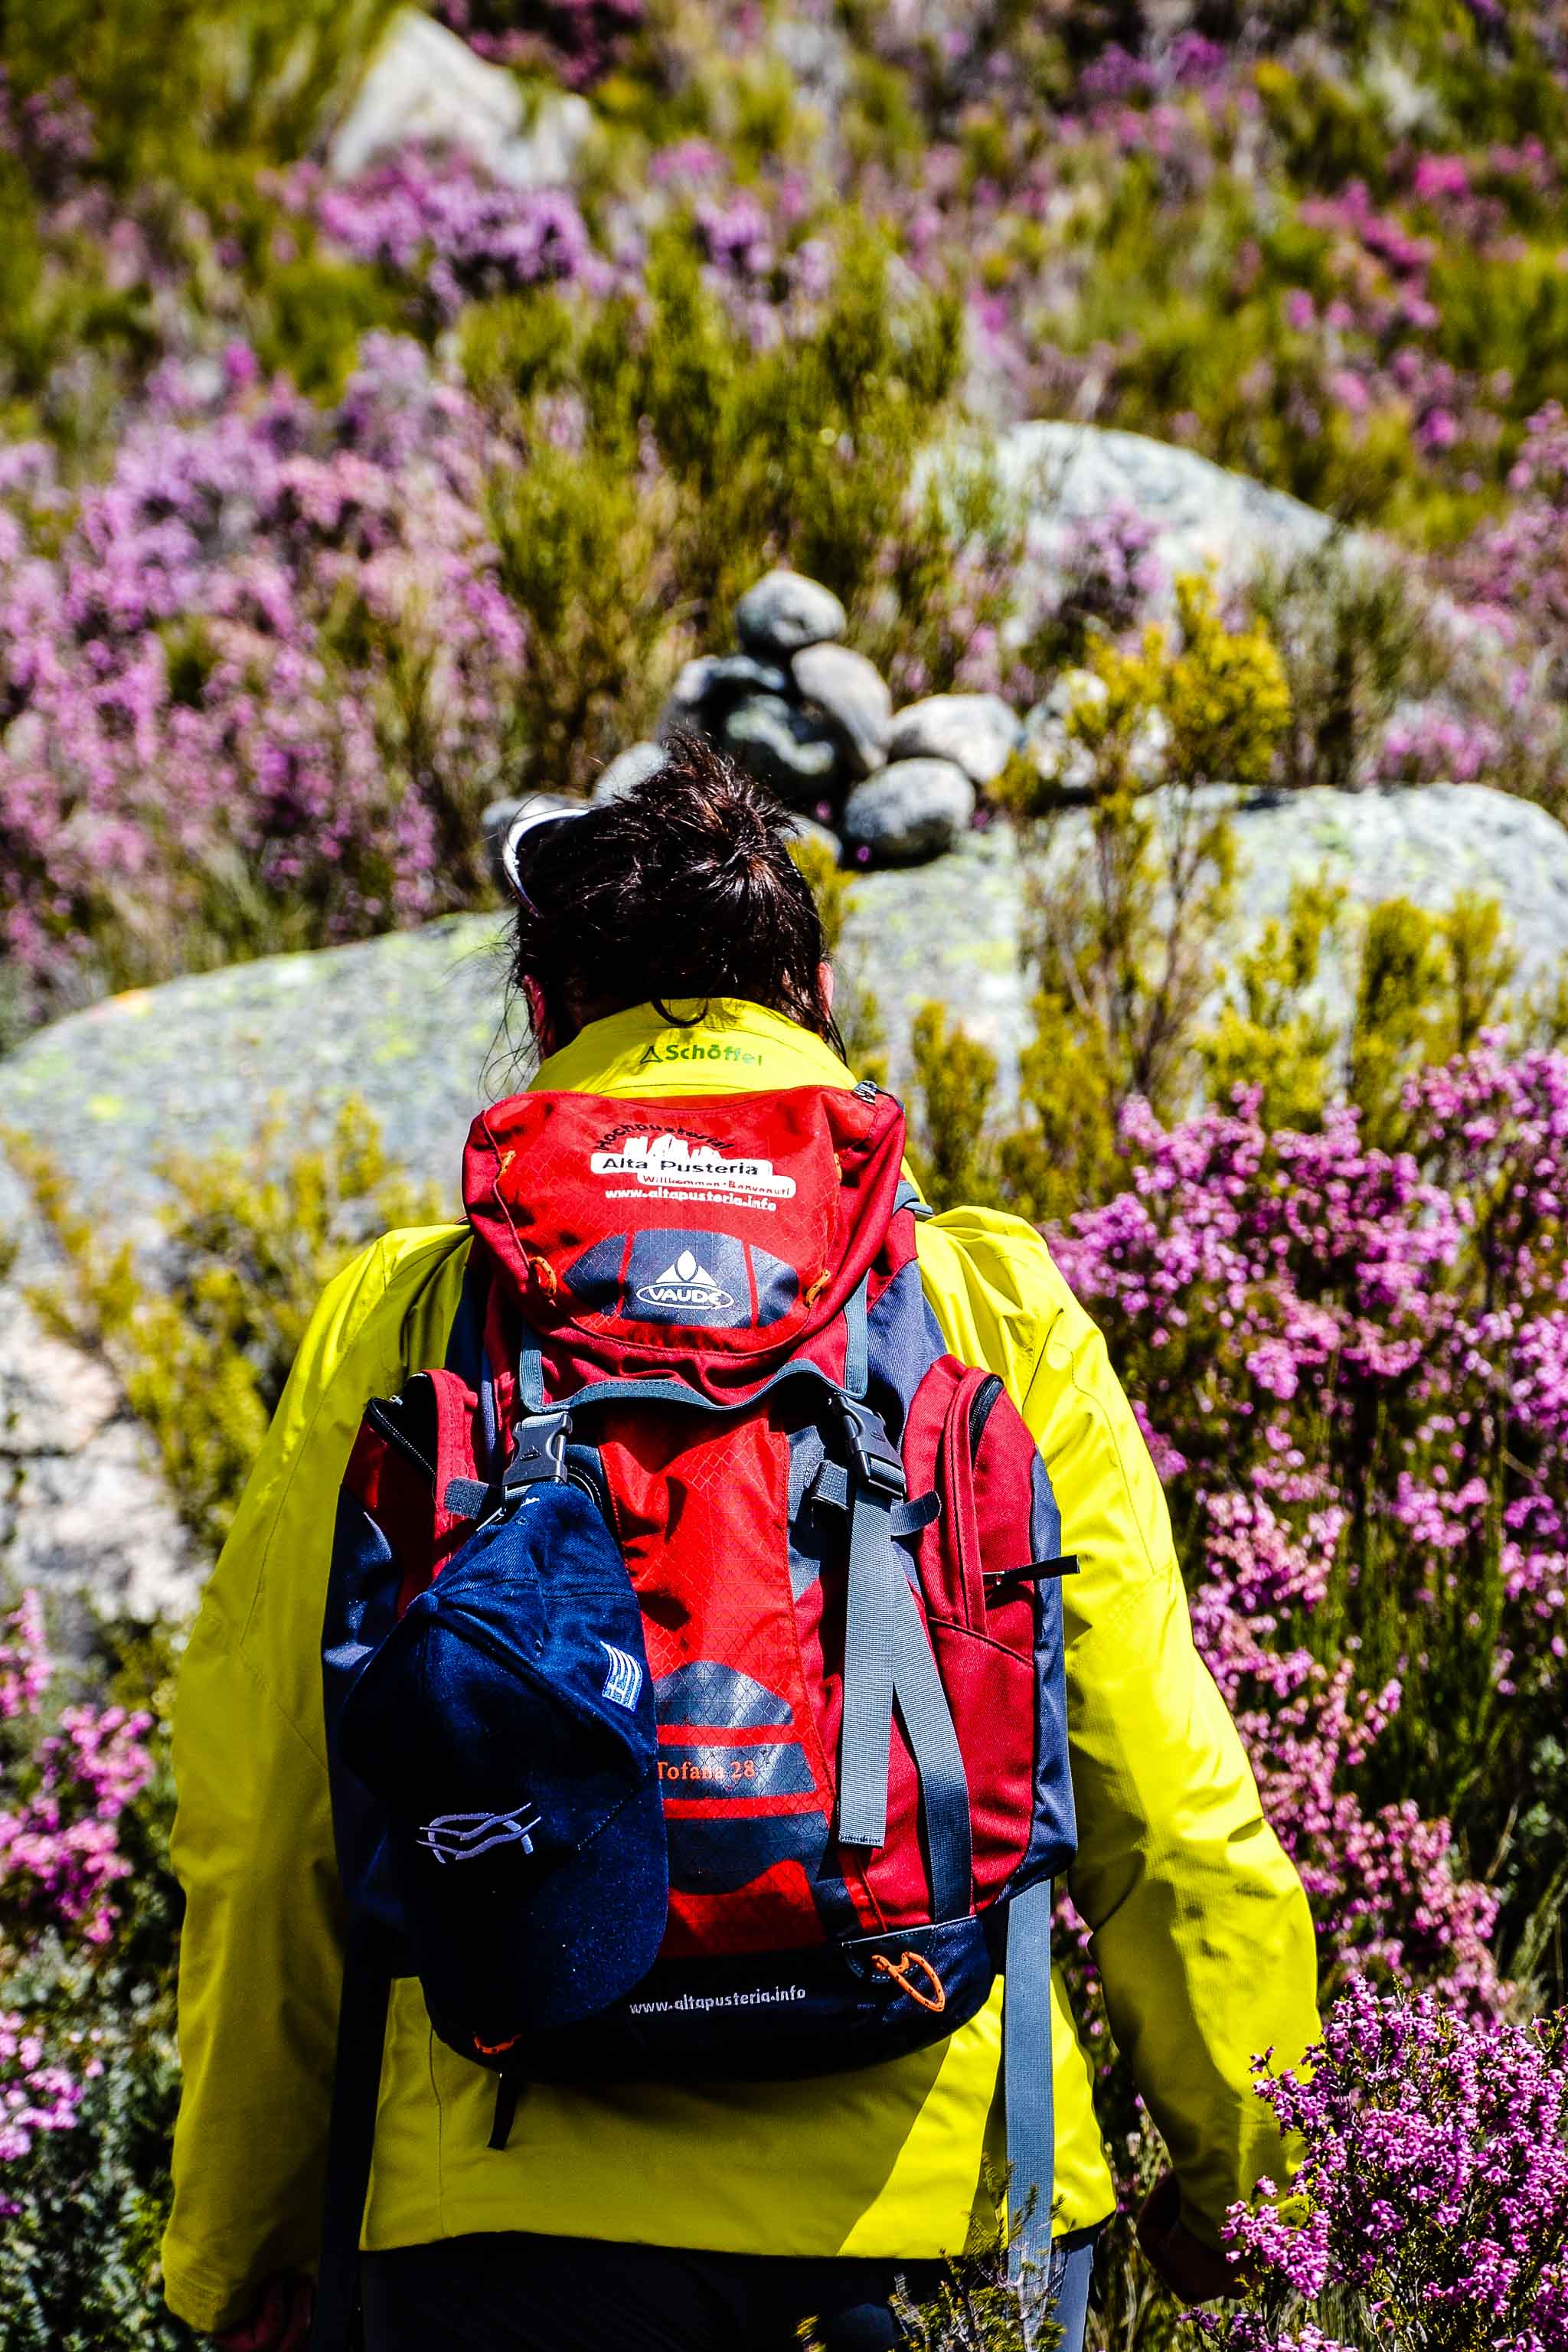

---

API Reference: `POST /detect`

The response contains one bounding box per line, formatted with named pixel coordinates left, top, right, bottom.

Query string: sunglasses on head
left=500, top=802, right=594, bottom=913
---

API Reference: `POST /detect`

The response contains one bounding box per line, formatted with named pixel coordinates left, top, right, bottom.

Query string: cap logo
left=416, top=1802, right=541, bottom=1866
left=601, top=1642, right=644, bottom=1709
left=635, top=1250, right=735, bottom=1312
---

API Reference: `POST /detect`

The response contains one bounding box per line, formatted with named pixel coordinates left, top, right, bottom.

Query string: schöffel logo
left=601, top=1642, right=644, bottom=1710
left=416, top=1802, right=541, bottom=1866
left=590, top=1131, right=796, bottom=1202
left=635, top=1250, right=736, bottom=1313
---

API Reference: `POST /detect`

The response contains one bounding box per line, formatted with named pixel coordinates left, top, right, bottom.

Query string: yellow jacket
left=162, top=999, right=1318, bottom=2334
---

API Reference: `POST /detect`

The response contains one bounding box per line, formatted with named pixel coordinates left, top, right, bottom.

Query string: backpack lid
left=463, top=1082, right=908, bottom=1391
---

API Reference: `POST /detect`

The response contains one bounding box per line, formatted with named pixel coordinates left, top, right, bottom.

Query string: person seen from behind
left=162, top=736, right=1318, bottom=2352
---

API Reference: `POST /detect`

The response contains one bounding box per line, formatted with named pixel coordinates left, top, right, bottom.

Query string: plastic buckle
left=502, top=1409, right=572, bottom=1491
left=832, top=1395, right=906, bottom=1498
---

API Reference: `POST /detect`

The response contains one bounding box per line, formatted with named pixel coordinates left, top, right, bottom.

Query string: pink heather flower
left=1049, top=1056, right=1568, bottom=2008
left=1, top=1591, right=154, bottom=1946
left=1207, top=1984, right=1568, bottom=2348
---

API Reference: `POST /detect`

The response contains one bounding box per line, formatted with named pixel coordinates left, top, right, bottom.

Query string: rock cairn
left=490, top=561, right=1188, bottom=879
left=594, top=567, right=1033, bottom=869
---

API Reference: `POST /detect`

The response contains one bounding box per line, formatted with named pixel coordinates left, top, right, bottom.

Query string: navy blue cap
left=338, top=1476, right=668, bottom=2048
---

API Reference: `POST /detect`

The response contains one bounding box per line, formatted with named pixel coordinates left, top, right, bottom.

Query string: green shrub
left=991, top=579, right=1288, bottom=1223
left=906, top=1002, right=1003, bottom=1214
left=468, top=221, right=968, bottom=793
left=14, top=1099, right=442, bottom=1555
left=1194, top=878, right=1535, bottom=1145
left=789, top=833, right=887, bottom=1086
left=3, top=0, right=396, bottom=191
left=1252, top=543, right=1441, bottom=795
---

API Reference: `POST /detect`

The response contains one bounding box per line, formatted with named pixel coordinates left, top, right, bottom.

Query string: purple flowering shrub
left=1055, top=1050, right=1568, bottom=1996
left=299, top=152, right=600, bottom=329
left=0, top=1592, right=154, bottom=2120
left=436, top=0, right=643, bottom=89
left=1207, top=1981, right=1568, bottom=2350
left=0, top=1592, right=190, bottom=2342
left=0, top=1593, right=154, bottom=1951
left=0, top=332, right=524, bottom=1027
left=1024, top=1044, right=1568, bottom=2346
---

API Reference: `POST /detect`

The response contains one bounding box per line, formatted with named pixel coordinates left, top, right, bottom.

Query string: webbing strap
left=843, top=1276, right=870, bottom=1400
left=308, top=1925, right=393, bottom=2352
left=838, top=1481, right=972, bottom=1916
left=512, top=1278, right=871, bottom=1425
left=545, top=1358, right=832, bottom=1419
left=806, top=1453, right=937, bottom=1537
left=837, top=1484, right=901, bottom=1850
left=488, top=2076, right=521, bottom=2151
left=1004, top=1877, right=1057, bottom=2343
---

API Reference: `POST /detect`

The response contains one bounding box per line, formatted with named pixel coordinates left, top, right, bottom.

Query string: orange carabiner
left=871, top=1949, right=948, bottom=2014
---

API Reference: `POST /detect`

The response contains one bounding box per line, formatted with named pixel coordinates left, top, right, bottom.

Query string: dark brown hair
left=509, top=733, right=844, bottom=1057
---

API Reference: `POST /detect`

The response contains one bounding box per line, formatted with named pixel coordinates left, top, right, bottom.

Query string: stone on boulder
left=885, top=692, right=1020, bottom=786
left=328, top=7, right=593, bottom=188
left=593, top=742, right=666, bottom=802
left=782, top=812, right=843, bottom=862
left=734, top=570, right=847, bottom=658
left=843, top=759, right=975, bottom=866
left=660, top=653, right=790, bottom=739
left=791, top=642, right=892, bottom=778
left=718, top=694, right=841, bottom=805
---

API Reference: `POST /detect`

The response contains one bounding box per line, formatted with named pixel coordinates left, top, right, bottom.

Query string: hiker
left=162, top=737, right=1318, bottom=2352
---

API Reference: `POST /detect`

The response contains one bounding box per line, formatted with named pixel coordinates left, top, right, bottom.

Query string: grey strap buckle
left=502, top=1409, right=571, bottom=1491
left=832, top=1395, right=906, bottom=1498
left=442, top=1409, right=572, bottom=1524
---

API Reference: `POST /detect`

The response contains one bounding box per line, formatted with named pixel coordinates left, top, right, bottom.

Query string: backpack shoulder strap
left=1004, top=1873, right=1057, bottom=2343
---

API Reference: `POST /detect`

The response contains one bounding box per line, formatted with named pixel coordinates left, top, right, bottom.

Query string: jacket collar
left=531, top=998, right=858, bottom=1101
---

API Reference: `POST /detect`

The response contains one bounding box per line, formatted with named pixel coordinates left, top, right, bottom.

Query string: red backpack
left=314, top=1080, right=1076, bottom=2350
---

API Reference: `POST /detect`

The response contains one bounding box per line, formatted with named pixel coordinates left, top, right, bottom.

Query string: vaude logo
left=635, top=1250, right=735, bottom=1312
left=416, top=1802, right=541, bottom=1867
left=590, top=1131, right=796, bottom=1201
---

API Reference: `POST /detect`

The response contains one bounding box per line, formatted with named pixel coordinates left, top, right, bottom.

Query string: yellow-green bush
left=468, top=222, right=967, bottom=793
left=15, top=1099, right=441, bottom=1555
left=993, top=578, right=1289, bottom=1222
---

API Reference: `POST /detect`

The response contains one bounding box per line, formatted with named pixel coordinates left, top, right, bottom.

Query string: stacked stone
left=596, top=568, right=1026, bottom=868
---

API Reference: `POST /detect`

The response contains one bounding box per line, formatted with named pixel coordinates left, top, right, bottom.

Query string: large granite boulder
left=938, top=421, right=1340, bottom=612
left=328, top=7, right=593, bottom=188
left=6, top=786, right=1568, bottom=1233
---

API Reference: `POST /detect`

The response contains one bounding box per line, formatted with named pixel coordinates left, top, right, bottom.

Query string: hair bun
left=507, top=731, right=837, bottom=1054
